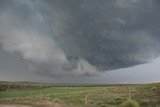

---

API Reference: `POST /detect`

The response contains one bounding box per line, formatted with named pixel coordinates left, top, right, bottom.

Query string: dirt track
left=0, top=105, right=31, bottom=107
left=0, top=103, right=62, bottom=107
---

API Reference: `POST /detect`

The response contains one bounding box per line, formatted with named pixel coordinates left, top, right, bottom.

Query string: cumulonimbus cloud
left=0, top=0, right=160, bottom=77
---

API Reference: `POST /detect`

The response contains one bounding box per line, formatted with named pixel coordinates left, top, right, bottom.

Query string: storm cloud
left=0, top=0, right=160, bottom=78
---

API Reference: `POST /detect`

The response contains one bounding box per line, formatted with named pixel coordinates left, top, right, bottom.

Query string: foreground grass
left=121, top=99, right=139, bottom=107
left=0, top=82, right=159, bottom=107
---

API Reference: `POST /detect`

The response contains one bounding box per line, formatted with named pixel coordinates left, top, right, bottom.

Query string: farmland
left=0, top=82, right=159, bottom=107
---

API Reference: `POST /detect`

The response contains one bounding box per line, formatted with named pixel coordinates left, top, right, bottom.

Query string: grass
left=0, top=82, right=159, bottom=107
left=0, top=87, right=98, bottom=99
left=121, top=99, right=139, bottom=107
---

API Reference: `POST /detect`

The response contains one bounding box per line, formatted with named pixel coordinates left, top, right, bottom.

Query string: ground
left=0, top=82, right=160, bottom=107
left=0, top=105, right=31, bottom=107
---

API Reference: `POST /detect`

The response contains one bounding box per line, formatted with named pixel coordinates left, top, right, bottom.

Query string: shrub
left=121, top=99, right=139, bottom=107
left=140, top=100, right=149, bottom=106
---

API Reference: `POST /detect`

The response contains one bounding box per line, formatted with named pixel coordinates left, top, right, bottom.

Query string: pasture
left=0, top=82, right=159, bottom=107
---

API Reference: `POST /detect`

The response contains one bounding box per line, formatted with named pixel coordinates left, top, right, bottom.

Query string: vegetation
left=0, top=82, right=159, bottom=107
left=0, top=81, right=53, bottom=91
left=121, top=99, right=139, bottom=107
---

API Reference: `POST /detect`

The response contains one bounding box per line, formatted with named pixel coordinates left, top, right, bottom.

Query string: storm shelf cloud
left=0, top=0, right=160, bottom=81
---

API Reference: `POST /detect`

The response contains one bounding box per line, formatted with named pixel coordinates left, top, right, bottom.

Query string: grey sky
left=0, top=0, right=160, bottom=83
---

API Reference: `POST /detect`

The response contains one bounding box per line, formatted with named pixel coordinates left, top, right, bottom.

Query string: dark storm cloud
left=0, top=0, right=160, bottom=77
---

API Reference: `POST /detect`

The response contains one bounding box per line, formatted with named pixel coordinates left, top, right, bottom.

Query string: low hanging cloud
left=0, top=0, right=160, bottom=77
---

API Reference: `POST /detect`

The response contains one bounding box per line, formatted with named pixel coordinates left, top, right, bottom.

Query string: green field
left=0, top=82, right=159, bottom=107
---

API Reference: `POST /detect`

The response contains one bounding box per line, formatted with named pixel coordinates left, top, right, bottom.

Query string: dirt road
left=0, top=103, right=62, bottom=107
left=0, top=105, right=31, bottom=107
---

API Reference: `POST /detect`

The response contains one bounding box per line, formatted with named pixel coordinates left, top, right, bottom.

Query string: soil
left=0, top=105, right=31, bottom=107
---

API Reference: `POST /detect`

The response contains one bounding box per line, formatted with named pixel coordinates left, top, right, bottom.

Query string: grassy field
left=0, top=82, right=159, bottom=107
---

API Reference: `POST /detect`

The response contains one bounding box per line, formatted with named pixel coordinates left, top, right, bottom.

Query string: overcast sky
left=0, top=0, right=160, bottom=83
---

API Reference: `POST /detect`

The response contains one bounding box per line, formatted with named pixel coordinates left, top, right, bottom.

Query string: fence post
left=128, top=90, right=131, bottom=100
left=85, top=93, right=88, bottom=105
left=30, top=91, right=32, bottom=97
